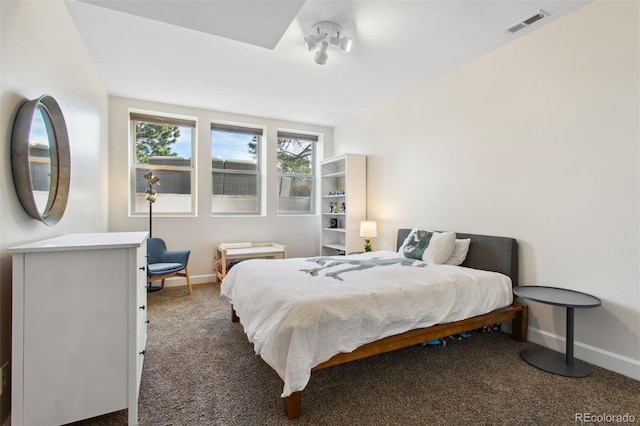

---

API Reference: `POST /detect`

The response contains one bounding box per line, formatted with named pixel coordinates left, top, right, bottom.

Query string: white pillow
left=399, top=229, right=456, bottom=264
left=445, top=238, right=471, bottom=266
left=422, top=231, right=456, bottom=264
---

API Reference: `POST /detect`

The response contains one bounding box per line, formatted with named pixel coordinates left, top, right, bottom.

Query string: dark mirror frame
left=11, top=95, right=70, bottom=226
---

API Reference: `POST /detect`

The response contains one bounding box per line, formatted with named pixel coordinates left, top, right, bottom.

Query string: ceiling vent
left=506, top=10, right=549, bottom=34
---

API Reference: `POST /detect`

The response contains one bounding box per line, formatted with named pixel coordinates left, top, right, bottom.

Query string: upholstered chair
left=147, top=238, right=192, bottom=294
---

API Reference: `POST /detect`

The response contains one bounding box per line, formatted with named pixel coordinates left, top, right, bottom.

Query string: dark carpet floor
left=73, top=283, right=640, bottom=426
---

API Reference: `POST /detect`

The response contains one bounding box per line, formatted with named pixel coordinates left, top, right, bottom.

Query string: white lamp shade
left=360, top=221, right=377, bottom=238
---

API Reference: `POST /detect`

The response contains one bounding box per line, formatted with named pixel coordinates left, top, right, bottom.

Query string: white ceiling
left=66, top=0, right=590, bottom=127
left=76, top=0, right=307, bottom=49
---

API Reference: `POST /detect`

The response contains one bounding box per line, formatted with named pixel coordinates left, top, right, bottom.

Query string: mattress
left=220, top=250, right=513, bottom=397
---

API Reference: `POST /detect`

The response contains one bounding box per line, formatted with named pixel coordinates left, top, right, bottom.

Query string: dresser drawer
left=137, top=244, right=147, bottom=292
left=137, top=284, right=147, bottom=333
left=136, top=347, right=145, bottom=399
left=137, top=314, right=147, bottom=354
left=136, top=290, right=147, bottom=398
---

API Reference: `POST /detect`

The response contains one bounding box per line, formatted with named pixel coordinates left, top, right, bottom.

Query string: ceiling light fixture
left=304, top=21, right=352, bottom=65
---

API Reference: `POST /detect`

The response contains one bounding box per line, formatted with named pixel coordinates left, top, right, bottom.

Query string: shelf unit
left=320, top=153, right=366, bottom=255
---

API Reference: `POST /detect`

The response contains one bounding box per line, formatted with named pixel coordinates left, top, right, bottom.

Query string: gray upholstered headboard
left=396, top=229, right=519, bottom=287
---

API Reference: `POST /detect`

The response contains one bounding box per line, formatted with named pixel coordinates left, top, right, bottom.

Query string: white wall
left=0, top=0, right=109, bottom=422
left=108, top=97, right=331, bottom=284
left=334, top=1, right=639, bottom=380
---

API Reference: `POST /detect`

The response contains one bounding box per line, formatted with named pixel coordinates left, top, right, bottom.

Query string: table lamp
left=360, top=221, right=377, bottom=252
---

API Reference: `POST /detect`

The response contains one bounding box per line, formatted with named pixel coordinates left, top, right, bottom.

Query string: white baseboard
left=513, top=324, right=640, bottom=381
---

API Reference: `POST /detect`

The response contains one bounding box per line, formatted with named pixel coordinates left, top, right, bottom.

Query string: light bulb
left=339, top=37, right=352, bottom=53
left=314, top=41, right=329, bottom=65
left=304, top=34, right=321, bottom=51
left=330, top=36, right=352, bottom=53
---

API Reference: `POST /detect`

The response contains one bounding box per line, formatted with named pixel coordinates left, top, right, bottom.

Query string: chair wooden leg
left=148, top=268, right=191, bottom=295
left=184, top=266, right=193, bottom=295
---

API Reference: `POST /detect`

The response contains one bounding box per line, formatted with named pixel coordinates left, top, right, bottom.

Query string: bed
left=221, top=229, right=528, bottom=419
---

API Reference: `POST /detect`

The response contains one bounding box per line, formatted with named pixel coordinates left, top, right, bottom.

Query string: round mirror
left=11, top=95, right=70, bottom=226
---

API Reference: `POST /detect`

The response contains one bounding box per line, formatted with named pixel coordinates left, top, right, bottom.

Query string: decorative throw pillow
left=445, top=238, right=471, bottom=266
left=400, top=229, right=457, bottom=264
left=422, top=231, right=456, bottom=264
left=398, top=228, right=418, bottom=254
left=402, top=229, right=434, bottom=260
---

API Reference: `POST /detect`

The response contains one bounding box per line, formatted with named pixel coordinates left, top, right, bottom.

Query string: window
left=277, top=131, right=317, bottom=214
left=211, top=123, right=263, bottom=215
left=130, top=112, right=196, bottom=215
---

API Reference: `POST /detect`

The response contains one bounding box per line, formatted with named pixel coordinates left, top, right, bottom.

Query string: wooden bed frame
left=230, top=229, right=528, bottom=420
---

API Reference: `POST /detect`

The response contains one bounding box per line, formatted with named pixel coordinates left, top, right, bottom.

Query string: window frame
left=276, top=130, right=318, bottom=216
left=129, top=111, right=197, bottom=217
left=210, top=121, right=264, bottom=216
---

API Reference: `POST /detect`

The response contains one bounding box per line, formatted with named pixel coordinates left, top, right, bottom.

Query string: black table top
left=513, top=286, right=601, bottom=308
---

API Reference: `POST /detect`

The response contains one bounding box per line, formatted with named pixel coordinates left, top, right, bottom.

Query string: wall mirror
left=11, top=95, right=70, bottom=226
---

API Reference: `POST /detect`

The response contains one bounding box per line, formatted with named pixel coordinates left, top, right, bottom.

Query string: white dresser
left=9, top=232, right=148, bottom=426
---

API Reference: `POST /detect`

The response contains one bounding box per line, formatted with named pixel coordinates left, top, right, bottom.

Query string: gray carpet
left=74, top=283, right=639, bottom=425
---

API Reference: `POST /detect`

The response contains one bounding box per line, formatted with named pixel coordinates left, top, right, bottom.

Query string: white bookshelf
left=319, top=153, right=366, bottom=255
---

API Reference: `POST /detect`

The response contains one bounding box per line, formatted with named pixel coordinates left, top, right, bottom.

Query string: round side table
left=513, top=285, right=601, bottom=378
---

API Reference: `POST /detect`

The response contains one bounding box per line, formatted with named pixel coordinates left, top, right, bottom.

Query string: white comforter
left=220, top=250, right=513, bottom=397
